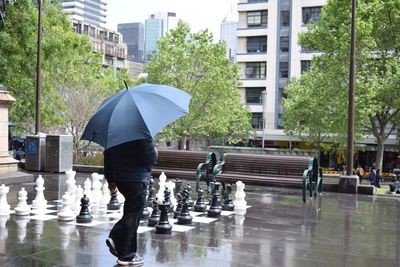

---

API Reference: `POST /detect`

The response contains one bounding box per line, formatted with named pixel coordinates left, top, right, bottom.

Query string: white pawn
left=167, top=181, right=177, bottom=207
left=233, top=181, right=247, bottom=211
left=58, top=192, right=75, bottom=221
left=156, top=172, right=167, bottom=202
left=83, top=178, right=92, bottom=201
left=74, top=185, right=84, bottom=214
left=100, top=182, right=110, bottom=208
left=15, top=187, right=31, bottom=216
left=91, top=173, right=102, bottom=207
left=31, top=175, right=47, bottom=211
left=0, top=184, right=11, bottom=215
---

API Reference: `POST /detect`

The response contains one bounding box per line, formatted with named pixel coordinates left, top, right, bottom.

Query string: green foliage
left=145, top=22, right=251, bottom=145
left=74, top=152, right=104, bottom=166
left=284, top=0, right=400, bottom=168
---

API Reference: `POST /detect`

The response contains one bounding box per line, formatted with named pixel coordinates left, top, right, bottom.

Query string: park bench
left=212, top=152, right=316, bottom=189
left=152, top=150, right=217, bottom=183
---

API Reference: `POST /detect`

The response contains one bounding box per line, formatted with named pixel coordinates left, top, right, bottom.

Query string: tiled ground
left=0, top=172, right=399, bottom=267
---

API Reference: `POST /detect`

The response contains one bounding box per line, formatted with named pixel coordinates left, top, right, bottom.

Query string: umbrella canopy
left=81, top=83, right=192, bottom=149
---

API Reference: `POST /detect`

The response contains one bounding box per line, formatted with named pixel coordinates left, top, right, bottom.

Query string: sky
left=107, top=0, right=239, bottom=40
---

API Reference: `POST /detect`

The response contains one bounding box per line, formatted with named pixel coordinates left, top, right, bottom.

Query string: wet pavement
left=0, top=171, right=399, bottom=267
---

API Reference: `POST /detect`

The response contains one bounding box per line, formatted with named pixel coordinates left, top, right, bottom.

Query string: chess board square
left=189, top=211, right=206, bottom=217
left=30, top=209, right=57, bottom=215
left=104, top=212, right=123, bottom=220
left=171, top=224, right=195, bottom=232
left=221, top=210, right=235, bottom=216
left=75, top=220, right=108, bottom=227
left=138, top=226, right=154, bottom=234
left=192, top=216, right=217, bottom=224
left=30, top=214, right=58, bottom=221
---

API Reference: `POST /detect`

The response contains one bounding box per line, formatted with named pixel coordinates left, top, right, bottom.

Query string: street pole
left=35, top=0, right=42, bottom=134
left=261, top=90, right=267, bottom=149
left=346, top=0, right=356, bottom=175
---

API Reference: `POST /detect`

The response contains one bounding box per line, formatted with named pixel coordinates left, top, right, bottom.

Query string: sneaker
left=117, top=255, right=144, bottom=266
left=106, top=238, right=118, bottom=257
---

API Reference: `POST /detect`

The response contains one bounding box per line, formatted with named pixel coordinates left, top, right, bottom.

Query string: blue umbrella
left=81, top=83, right=192, bottom=149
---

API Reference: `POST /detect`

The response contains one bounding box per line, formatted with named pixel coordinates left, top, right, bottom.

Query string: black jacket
left=104, top=139, right=157, bottom=183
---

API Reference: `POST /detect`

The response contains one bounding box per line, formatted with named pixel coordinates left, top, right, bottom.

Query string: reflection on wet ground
left=0, top=172, right=399, bottom=267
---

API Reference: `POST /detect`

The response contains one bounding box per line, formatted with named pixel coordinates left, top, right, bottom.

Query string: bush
left=74, top=152, right=104, bottom=166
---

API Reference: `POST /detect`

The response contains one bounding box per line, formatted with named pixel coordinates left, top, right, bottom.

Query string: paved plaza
left=0, top=172, right=399, bottom=267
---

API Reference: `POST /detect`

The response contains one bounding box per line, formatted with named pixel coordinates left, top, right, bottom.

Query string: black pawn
left=155, top=202, right=172, bottom=234
left=177, top=190, right=192, bottom=225
left=207, top=182, right=221, bottom=217
left=147, top=177, right=155, bottom=207
left=222, top=184, right=234, bottom=211
left=185, top=183, right=194, bottom=208
left=76, top=194, right=93, bottom=223
left=174, top=178, right=182, bottom=196
left=193, top=188, right=207, bottom=212
left=173, top=193, right=183, bottom=219
left=163, top=187, right=174, bottom=214
left=148, top=198, right=160, bottom=227
left=107, top=191, right=121, bottom=210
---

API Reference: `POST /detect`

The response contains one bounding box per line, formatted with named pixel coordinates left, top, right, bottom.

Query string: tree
left=145, top=22, right=251, bottom=149
left=289, top=0, right=400, bottom=170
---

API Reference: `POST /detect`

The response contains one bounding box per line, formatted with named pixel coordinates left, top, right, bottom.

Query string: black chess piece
left=207, top=182, right=221, bottom=218
left=185, top=183, right=194, bottom=208
left=177, top=190, right=192, bottom=225
left=222, top=184, right=234, bottom=211
left=155, top=202, right=172, bottom=234
left=174, top=178, right=182, bottom=196
left=107, top=191, right=121, bottom=210
left=163, top=187, right=174, bottom=214
left=141, top=205, right=150, bottom=220
left=147, top=177, right=155, bottom=207
left=193, top=187, right=207, bottom=212
left=173, top=193, right=183, bottom=219
left=148, top=198, right=160, bottom=227
left=76, top=194, right=93, bottom=223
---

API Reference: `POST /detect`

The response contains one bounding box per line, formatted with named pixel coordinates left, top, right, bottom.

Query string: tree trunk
left=178, top=139, right=185, bottom=150
left=186, top=138, right=190, bottom=150
left=375, top=135, right=385, bottom=171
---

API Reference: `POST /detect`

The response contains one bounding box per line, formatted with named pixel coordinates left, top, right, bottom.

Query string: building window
left=247, top=10, right=268, bottom=28
left=302, top=7, right=322, bottom=25
left=248, top=0, right=267, bottom=3
left=280, top=62, right=289, bottom=78
left=247, top=36, right=267, bottom=53
left=251, top=113, right=263, bottom=129
left=280, top=36, right=289, bottom=52
left=301, top=60, right=312, bottom=73
left=280, top=11, right=290, bottom=27
left=246, top=88, right=266, bottom=104
left=277, top=114, right=283, bottom=129
left=245, top=62, right=266, bottom=79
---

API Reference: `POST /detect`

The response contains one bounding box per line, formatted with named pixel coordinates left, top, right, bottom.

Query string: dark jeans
left=109, top=181, right=147, bottom=261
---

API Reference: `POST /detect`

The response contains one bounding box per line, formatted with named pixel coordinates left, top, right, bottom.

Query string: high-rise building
left=60, top=0, right=107, bottom=27
left=236, top=0, right=326, bottom=147
left=144, top=12, right=178, bottom=62
left=118, top=22, right=144, bottom=63
left=220, top=18, right=238, bottom=62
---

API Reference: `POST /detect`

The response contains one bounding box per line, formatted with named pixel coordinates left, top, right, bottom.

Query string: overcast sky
left=107, top=0, right=238, bottom=40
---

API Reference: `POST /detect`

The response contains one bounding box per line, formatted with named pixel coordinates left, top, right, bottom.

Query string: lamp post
left=346, top=0, right=356, bottom=175
left=35, top=0, right=42, bottom=134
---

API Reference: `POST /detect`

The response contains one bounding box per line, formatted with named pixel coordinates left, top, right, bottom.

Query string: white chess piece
left=233, top=181, right=247, bottom=211
left=156, top=172, right=167, bottom=202
left=0, top=184, right=11, bottom=215
left=167, top=181, right=177, bottom=207
left=14, top=187, right=31, bottom=216
left=100, top=182, right=110, bottom=212
left=91, top=173, right=102, bottom=207
left=65, top=169, right=77, bottom=200
left=74, top=185, right=84, bottom=214
left=31, top=175, right=47, bottom=212
left=58, top=193, right=75, bottom=221
left=15, top=216, right=30, bottom=243
left=83, top=178, right=92, bottom=202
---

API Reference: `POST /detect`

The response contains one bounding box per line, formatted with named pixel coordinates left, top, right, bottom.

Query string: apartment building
left=60, top=0, right=107, bottom=27
left=220, top=18, right=239, bottom=62
left=118, top=22, right=144, bottom=63
left=236, top=0, right=326, bottom=148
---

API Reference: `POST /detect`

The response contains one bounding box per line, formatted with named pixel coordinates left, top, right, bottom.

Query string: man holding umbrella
left=104, top=139, right=157, bottom=265
left=81, top=83, right=191, bottom=265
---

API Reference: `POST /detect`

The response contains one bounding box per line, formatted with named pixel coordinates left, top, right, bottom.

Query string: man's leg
left=112, top=181, right=146, bottom=261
